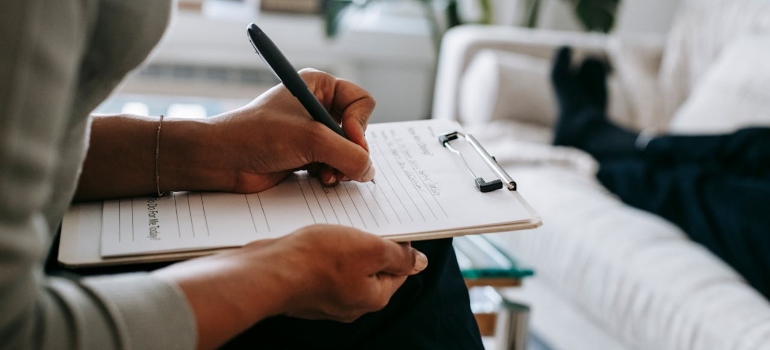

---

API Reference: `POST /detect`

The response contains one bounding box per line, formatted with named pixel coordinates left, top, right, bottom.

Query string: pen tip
left=371, top=179, right=376, bottom=184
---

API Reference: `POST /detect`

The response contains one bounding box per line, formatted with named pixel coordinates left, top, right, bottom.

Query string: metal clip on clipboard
left=439, top=131, right=517, bottom=193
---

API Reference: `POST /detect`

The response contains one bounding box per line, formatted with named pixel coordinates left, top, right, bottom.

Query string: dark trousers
left=595, top=128, right=770, bottom=298
left=47, top=237, right=484, bottom=350
left=224, top=238, right=484, bottom=350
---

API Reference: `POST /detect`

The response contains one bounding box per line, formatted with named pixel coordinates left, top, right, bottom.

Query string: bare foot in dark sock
left=551, top=47, right=638, bottom=159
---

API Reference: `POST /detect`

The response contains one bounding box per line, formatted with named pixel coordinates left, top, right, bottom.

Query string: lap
left=222, top=238, right=483, bottom=350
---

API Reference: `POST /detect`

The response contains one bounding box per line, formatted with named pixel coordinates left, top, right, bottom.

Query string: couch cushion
left=469, top=122, right=770, bottom=349
left=605, top=35, right=667, bottom=130
left=488, top=164, right=770, bottom=350
left=658, top=0, right=770, bottom=120
left=459, top=50, right=556, bottom=127
left=459, top=49, right=632, bottom=128
left=668, top=35, right=770, bottom=134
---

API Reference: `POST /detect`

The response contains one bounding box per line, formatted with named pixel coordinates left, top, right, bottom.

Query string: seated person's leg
left=223, top=238, right=484, bottom=350
left=552, top=48, right=770, bottom=173
left=646, top=128, right=770, bottom=176
left=597, top=160, right=770, bottom=298
left=550, top=47, right=638, bottom=160
left=551, top=47, right=770, bottom=173
left=551, top=46, right=770, bottom=299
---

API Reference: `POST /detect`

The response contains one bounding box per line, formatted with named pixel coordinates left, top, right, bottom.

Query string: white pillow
left=658, top=0, right=770, bottom=119
left=458, top=49, right=632, bottom=128
left=459, top=49, right=556, bottom=127
left=668, top=35, right=770, bottom=134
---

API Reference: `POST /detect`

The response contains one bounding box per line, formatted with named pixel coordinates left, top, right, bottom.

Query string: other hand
left=154, top=225, right=427, bottom=349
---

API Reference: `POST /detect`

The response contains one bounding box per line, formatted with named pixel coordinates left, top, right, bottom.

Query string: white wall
left=486, top=0, right=683, bottom=34
left=129, top=5, right=436, bottom=123
left=614, top=0, right=682, bottom=34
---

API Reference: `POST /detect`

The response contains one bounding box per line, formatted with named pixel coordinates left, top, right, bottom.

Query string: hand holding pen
left=246, top=23, right=375, bottom=185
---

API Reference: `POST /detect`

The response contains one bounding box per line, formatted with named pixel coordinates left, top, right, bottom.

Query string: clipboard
left=59, top=119, right=541, bottom=268
left=439, top=131, right=516, bottom=193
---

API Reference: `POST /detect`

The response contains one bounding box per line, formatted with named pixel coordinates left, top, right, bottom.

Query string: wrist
left=159, top=118, right=236, bottom=192
left=152, top=242, right=292, bottom=348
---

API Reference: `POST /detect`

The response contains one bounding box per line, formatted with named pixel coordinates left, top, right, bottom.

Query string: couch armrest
left=431, top=25, right=611, bottom=122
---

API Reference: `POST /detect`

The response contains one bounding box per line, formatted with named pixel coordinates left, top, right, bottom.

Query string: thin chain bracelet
left=155, top=114, right=171, bottom=198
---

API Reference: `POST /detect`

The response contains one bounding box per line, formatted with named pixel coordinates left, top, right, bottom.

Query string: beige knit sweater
left=0, top=1, right=196, bottom=348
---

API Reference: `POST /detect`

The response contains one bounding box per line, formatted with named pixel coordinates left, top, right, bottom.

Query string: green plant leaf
left=524, top=0, right=541, bottom=28
left=479, top=0, right=491, bottom=24
left=563, top=0, right=620, bottom=33
left=322, top=0, right=354, bottom=37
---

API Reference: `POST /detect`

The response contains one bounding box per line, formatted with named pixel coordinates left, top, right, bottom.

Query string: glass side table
left=454, top=235, right=534, bottom=350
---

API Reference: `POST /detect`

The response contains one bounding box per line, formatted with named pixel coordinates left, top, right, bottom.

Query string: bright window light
left=167, top=103, right=208, bottom=118
left=121, top=102, right=150, bottom=116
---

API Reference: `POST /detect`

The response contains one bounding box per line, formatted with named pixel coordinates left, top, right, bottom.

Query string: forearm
left=152, top=240, right=290, bottom=350
left=75, top=114, right=234, bottom=201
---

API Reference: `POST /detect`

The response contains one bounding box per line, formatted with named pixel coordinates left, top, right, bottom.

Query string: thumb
left=380, top=242, right=428, bottom=276
left=309, top=126, right=376, bottom=182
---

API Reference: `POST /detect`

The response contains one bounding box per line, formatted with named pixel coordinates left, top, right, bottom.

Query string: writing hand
left=199, top=69, right=376, bottom=193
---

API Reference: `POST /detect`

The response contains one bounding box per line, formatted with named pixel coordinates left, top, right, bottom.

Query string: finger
left=336, top=87, right=374, bottom=153
left=306, top=162, right=321, bottom=177
left=307, top=163, right=339, bottom=186
left=308, top=125, right=376, bottom=182
left=299, top=69, right=375, bottom=151
left=318, top=164, right=339, bottom=186
left=378, top=240, right=427, bottom=276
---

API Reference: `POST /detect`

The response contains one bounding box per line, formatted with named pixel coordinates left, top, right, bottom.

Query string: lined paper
left=100, top=119, right=533, bottom=257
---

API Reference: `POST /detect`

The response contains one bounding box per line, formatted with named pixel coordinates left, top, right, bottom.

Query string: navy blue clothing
left=596, top=128, right=770, bottom=298
left=224, top=238, right=484, bottom=350
left=48, top=238, right=483, bottom=349
left=549, top=47, right=770, bottom=299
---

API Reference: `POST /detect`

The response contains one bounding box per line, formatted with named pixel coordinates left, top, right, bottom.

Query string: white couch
left=432, top=1, right=770, bottom=349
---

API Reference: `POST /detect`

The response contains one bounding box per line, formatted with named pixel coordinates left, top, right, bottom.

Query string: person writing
left=1, top=1, right=483, bottom=349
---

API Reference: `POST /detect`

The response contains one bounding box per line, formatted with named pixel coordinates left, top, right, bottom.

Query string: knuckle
left=364, top=94, right=376, bottom=109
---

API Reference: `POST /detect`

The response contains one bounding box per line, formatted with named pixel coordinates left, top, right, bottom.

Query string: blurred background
left=98, top=0, right=680, bottom=123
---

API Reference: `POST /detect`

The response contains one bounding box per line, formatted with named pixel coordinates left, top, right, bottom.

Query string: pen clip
left=247, top=33, right=282, bottom=84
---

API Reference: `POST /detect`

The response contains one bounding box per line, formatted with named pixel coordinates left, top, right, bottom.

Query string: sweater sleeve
left=0, top=1, right=197, bottom=349
left=26, top=273, right=197, bottom=350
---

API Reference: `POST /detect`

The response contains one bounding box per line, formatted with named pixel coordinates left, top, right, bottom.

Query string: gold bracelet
left=155, top=114, right=171, bottom=197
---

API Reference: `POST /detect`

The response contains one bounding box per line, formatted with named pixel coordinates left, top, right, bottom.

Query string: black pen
left=246, top=23, right=346, bottom=138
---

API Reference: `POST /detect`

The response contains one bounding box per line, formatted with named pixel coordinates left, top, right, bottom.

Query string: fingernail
left=413, top=250, right=428, bottom=273
left=362, top=162, right=376, bottom=182
left=324, top=173, right=336, bottom=185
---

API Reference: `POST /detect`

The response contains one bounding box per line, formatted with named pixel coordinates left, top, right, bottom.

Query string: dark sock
left=577, top=58, right=608, bottom=108
left=580, top=118, right=639, bottom=160
left=551, top=47, right=639, bottom=160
